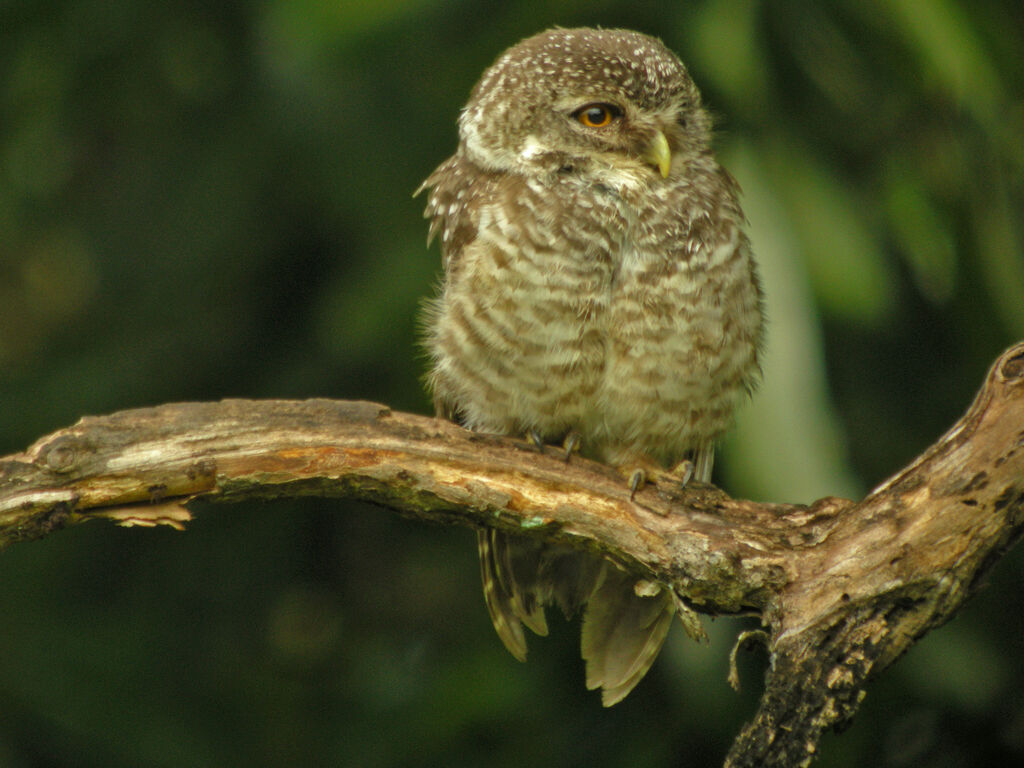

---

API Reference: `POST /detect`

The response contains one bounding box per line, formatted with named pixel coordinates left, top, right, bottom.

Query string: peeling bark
left=2, top=342, right=1023, bottom=767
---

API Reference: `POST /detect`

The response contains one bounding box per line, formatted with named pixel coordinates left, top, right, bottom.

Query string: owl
left=419, top=28, right=763, bottom=705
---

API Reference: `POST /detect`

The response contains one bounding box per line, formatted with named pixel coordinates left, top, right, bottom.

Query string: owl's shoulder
left=418, top=153, right=536, bottom=269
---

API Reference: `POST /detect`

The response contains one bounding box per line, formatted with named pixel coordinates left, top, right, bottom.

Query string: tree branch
left=2, top=342, right=1022, bottom=767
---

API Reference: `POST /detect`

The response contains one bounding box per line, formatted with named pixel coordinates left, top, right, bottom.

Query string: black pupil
left=586, top=107, right=607, bottom=124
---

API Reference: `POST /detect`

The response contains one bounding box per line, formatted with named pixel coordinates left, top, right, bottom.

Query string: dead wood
left=2, top=342, right=1022, bottom=767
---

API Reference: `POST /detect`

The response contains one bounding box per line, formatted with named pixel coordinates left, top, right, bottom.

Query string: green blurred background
left=1, top=0, right=1022, bottom=766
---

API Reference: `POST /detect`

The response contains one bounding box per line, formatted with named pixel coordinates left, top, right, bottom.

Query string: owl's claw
left=625, top=459, right=698, bottom=501
left=525, top=429, right=582, bottom=460
left=670, top=459, right=695, bottom=488
left=562, top=431, right=582, bottom=462
left=628, top=468, right=647, bottom=500
left=528, top=430, right=546, bottom=453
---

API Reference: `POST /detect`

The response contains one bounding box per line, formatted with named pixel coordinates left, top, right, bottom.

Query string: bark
left=1, top=342, right=1022, bottom=767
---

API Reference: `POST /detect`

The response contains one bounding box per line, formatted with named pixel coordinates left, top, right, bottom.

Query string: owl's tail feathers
left=581, top=563, right=675, bottom=707
left=478, top=529, right=601, bottom=661
left=478, top=529, right=543, bottom=661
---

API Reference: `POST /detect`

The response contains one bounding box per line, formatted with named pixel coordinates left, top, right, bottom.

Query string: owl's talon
left=528, top=430, right=545, bottom=453
left=624, top=458, right=697, bottom=501
left=670, top=459, right=695, bottom=488
left=628, top=469, right=647, bottom=500
left=562, top=431, right=582, bottom=462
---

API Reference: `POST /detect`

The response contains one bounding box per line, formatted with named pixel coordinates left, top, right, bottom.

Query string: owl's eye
left=573, top=103, right=622, bottom=128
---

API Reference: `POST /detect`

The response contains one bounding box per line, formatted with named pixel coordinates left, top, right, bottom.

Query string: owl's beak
left=642, top=131, right=672, bottom=178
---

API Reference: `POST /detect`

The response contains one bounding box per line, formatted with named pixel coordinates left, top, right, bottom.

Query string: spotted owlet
left=419, top=28, right=763, bottom=705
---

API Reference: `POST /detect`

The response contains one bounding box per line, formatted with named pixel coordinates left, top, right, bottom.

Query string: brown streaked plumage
left=419, top=27, right=763, bottom=706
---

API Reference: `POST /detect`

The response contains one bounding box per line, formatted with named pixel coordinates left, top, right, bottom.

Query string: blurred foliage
left=1, top=1, right=1022, bottom=766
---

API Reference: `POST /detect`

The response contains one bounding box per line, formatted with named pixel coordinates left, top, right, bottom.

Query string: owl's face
left=458, top=28, right=712, bottom=186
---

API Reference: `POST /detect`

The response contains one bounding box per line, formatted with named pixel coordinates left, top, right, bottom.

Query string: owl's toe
left=622, top=459, right=697, bottom=502
left=527, top=429, right=546, bottom=453
left=562, top=430, right=582, bottom=462
left=668, top=459, right=695, bottom=488
left=627, top=467, right=647, bottom=500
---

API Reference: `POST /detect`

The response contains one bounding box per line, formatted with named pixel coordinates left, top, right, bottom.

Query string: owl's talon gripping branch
left=625, top=459, right=696, bottom=501
left=561, top=430, right=582, bottom=462
left=670, top=459, right=696, bottom=488
left=527, top=429, right=546, bottom=453
left=628, top=467, right=647, bottom=500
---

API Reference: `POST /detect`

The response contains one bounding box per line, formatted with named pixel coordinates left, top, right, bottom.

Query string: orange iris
left=574, top=103, right=620, bottom=128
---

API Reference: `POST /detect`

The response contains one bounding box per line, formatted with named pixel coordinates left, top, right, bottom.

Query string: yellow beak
left=642, top=130, right=672, bottom=178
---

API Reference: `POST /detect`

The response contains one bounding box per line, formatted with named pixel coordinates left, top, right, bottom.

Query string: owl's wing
left=416, top=153, right=483, bottom=273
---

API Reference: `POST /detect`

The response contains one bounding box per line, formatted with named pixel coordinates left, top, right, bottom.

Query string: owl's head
left=458, top=28, right=713, bottom=185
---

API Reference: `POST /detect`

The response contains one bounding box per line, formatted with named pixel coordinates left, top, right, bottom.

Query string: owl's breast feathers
left=421, top=153, right=762, bottom=464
